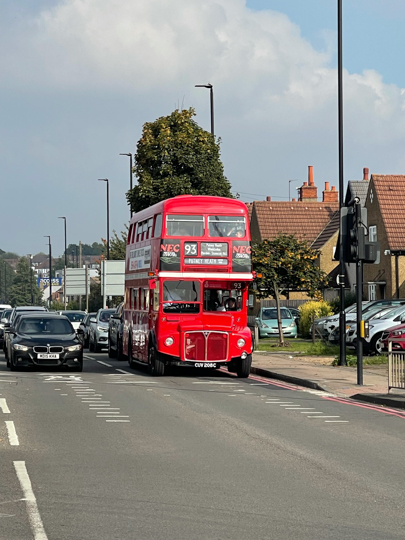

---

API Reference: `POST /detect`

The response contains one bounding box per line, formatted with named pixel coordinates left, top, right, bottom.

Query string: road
left=1, top=350, right=405, bottom=540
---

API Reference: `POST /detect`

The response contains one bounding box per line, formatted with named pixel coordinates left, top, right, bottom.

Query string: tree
left=127, top=108, right=233, bottom=213
left=0, top=260, right=15, bottom=304
left=252, top=235, right=329, bottom=345
left=8, top=257, right=43, bottom=307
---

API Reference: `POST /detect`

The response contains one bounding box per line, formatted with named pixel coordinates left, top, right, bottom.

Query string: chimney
left=363, top=167, right=369, bottom=181
left=292, top=198, right=296, bottom=202
left=323, top=182, right=339, bottom=203
left=308, top=165, right=314, bottom=186
left=266, top=196, right=271, bottom=201
left=299, top=166, right=318, bottom=202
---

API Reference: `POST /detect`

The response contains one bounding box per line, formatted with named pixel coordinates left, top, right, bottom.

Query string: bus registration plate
left=195, top=362, right=216, bottom=368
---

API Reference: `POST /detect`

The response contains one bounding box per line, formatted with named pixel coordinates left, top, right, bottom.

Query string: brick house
left=250, top=166, right=339, bottom=298
left=363, top=175, right=405, bottom=300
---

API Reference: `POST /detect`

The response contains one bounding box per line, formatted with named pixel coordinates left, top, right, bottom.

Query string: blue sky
left=1, top=0, right=405, bottom=256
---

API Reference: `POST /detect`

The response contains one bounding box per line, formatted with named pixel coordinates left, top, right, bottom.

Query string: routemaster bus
left=122, top=195, right=253, bottom=377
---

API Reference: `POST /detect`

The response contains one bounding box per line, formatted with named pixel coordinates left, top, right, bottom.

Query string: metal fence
left=388, top=339, right=405, bottom=391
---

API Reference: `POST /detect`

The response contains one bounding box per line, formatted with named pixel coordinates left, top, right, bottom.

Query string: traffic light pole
left=353, top=200, right=363, bottom=385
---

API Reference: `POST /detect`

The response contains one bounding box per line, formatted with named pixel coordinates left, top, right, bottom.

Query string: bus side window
left=153, top=282, right=160, bottom=311
left=136, top=223, right=142, bottom=243
left=131, top=288, right=137, bottom=310
left=140, top=289, right=145, bottom=310
left=142, top=221, right=148, bottom=240
left=144, top=290, right=150, bottom=310
left=127, top=224, right=133, bottom=245
left=154, top=214, right=162, bottom=237
left=131, top=223, right=137, bottom=244
left=147, top=218, right=153, bottom=238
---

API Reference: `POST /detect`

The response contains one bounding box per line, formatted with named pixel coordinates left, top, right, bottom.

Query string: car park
left=7, top=313, right=83, bottom=371
left=108, top=302, right=124, bottom=359
left=255, top=307, right=297, bottom=339
left=57, top=311, right=86, bottom=331
left=78, top=312, right=96, bottom=348
left=88, top=308, right=115, bottom=353
left=347, top=304, right=405, bottom=355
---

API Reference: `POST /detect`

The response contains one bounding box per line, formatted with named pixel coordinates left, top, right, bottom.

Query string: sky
left=2, top=0, right=405, bottom=257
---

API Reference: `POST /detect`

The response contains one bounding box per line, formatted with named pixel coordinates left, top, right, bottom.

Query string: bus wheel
left=236, top=354, right=252, bottom=378
left=128, top=340, right=135, bottom=369
left=148, top=346, right=164, bottom=376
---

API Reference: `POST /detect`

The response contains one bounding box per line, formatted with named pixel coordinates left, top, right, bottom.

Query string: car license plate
left=195, top=362, right=216, bottom=368
left=37, top=353, right=59, bottom=359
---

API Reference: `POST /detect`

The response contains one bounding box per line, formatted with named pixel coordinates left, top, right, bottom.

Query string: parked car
left=288, top=307, right=301, bottom=326
left=88, top=308, right=115, bottom=353
left=57, top=311, right=86, bottom=331
left=381, top=323, right=405, bottom=351
left=78, top=312, right=96, bottom=348
left=108, top=303, right=124, bottom=359
left=7, top=313, right=83, bottom=371
left=0, top=308, right=13, bottom=347
left=255, top=307, right=297, bottom=339
left=3, top=306, right=48, bottom=358
left=347, top=305, right=405, bottom=355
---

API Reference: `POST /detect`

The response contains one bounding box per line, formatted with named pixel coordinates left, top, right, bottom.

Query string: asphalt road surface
left=1, top=349, right=405, bottom=540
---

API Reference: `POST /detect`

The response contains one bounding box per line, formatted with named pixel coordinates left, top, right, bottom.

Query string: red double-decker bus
left=122, top=195, right=253, bottom=377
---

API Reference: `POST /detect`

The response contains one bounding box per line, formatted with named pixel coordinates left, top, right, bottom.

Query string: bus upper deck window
left=154, top=214, right=162, bottom=237
left=142, top=221, right=148, bottom=240
left=209, top=216, right=246, bottom=238
left=167, top=215, right=204, bottom=237
left=147, top=218, right=153, bottom=238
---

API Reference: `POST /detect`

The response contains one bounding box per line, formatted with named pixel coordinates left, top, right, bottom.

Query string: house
left=363, top=174, right=405, bottom=300
left=250, top=166, right=340, bottom=297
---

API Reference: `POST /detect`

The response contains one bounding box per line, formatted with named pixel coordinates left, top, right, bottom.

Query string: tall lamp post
left=44, top=236, right=52, bottom=308
left=119, top=153, right=133, bottom=218
left=28, top=254, right=34, bottom=305
left=195, top=83, right=214, bottom=136
left=98, top=179, right=110, bottom=260
left=59, top=217, right=67, bottom=309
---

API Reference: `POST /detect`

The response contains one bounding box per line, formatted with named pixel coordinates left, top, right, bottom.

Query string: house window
left=368, top=283, right=376, bottom=301
left=369, top=226, right=377, bottom=242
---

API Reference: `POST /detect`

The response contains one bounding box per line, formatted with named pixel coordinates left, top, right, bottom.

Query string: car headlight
left=165, top=337, right=174, bottom=346
left=237, top=338, right=245, bottom=348
left=97, top=326, right=106, bottom=332
left=13, top=343, right=28, bottom=351
left=288, top=320, right=295, bottom=327
left=66, top=344, right=82, bottom=352
left=392, top=330, right=405, bottom=337
left=0, top=324, right=4, bottom=330
left=260, top=323, right=268, bottom=328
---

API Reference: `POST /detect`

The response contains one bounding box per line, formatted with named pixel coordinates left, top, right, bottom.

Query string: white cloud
left=2, top=0, right=405, bottom=253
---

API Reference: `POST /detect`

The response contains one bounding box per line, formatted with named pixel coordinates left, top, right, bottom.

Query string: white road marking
left=13, top=461, right=48, bottom=540
left=115, top=369, right=133, bottom=375
left=97, top=361, right=112, bottom=367
left=228, top=395, right=237, bottom=397
left=84, top=400, right=110, bottom=403
left=96, top=411, right=121, bottom=414
left=60, top=394, right=68, bottom=396
left=325, top=420, right=349, bottom=423
left=107, top=381, right=157, bottom=384
left=265, top=402, right=293, bottom=405
left=84, top=355, right=95, bottom=360
left=250, top=383, right=267, bottom=386
left=81, top=398, right=102, bottom=401
left=89, top=407, right=119, bottom=409
left=303, top=412, right=324, bottom=414
left=98, top=415, right=129, bottom=418
left=265, top=399, right=282, bottom=401
left=105, top=420, right=130, bottom=422
left=192, top=381, right=239, bottom=385
left=5, top=421, right=19, bottom=446
left=285, top=407, right=315, bottom=410
left=54, top=389, right=61, bottom=391
left=308, top=416, right=341, bottom=419
left=0, top=398, right=10, bottom=414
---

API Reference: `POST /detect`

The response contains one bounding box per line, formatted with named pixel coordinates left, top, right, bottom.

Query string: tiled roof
left=370, top=175, right=405, bottom=251
left=252, top=201, right=339, bottom=245
left=345, top=181, right=369, bottom=206
left=311, top=210, right=340, bottom=249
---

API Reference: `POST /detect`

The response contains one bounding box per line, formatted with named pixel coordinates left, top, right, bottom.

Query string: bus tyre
left=128, top=339, right=136, bottom=369
left=236, top=354, right=252, bottom=378
left=149, top=346, right=164, bottom=376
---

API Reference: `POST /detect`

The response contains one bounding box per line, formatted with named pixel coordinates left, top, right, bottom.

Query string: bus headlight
left=237, top=338, right=245, bottom=348
left=165, top=337, right=174, bottom=346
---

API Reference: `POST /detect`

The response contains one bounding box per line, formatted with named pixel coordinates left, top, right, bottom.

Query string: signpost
left=100, top=260, right=125, bottom=308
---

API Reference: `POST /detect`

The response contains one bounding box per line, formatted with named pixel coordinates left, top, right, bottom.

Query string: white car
left=57, top=311, right=87, bottom=331
left=347, top=305, right=405, bottom=355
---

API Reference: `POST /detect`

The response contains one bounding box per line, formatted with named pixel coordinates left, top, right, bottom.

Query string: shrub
left=328, top=292, right=357, bottom=314
left=299, top=300, right=333, bottom=337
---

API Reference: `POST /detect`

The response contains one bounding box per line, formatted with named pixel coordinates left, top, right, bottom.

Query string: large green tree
left=0, top=260, right=15, bottom=304
left=252, top=235, right=329, bottom=344
left=8, top=257, right=43, bottom=307
left=127, top=108, right=233, bottom=213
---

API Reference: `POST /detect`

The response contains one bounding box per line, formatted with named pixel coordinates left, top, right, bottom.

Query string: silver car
left=88, top=309, right=115, bottom=353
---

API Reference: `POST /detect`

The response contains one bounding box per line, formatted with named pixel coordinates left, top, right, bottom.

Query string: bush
left=299, top=300, right=333, bottom=337
left=328, top=292, right=357, bottom=314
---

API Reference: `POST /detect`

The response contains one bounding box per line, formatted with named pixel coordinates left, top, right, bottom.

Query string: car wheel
left=89, top=338, right=94, bottom=352
left=9, top=354, right=18, bottom=372
left=236, top=354, right=252, bottom=378
left=371, top=333, right=383, bottom=356
left=108, top=337, right=116, bottom=358
left=117, top=338, right=124, bottom=361
left=94, top=342, right=101, bottom=353
left=73, top=362, right=83, bottom=372
left=148, top=345, right=164, bottom=376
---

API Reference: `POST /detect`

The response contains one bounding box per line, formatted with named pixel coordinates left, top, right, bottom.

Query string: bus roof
left=130, top=195, right=248, bottom=224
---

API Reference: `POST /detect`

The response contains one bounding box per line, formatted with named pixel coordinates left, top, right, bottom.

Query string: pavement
left=251, top=351, right=405, bottom=409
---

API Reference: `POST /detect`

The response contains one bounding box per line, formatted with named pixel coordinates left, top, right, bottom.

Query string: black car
left=108, top=303, right=124, bottom=359
left=8, top=313, right=83, bottom=372
left=78, top=312, right=96, bottom=348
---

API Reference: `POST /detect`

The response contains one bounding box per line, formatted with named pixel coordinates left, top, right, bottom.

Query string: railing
left=388, top=339, right=405, bottom=391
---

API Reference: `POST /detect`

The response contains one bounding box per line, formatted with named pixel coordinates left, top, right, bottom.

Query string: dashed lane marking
left=97, top=361, right=112, bottom=368
left=308, top=416, right=341, bottom=419
left=116, top=369, right=133, bottom=375
left=5, top=421, right=19, bottom=446
left=105, top=420, right=130, bottom=423
left=0, top=398, right=10, bottom=414
left=14, top=461, right=48, bottom=540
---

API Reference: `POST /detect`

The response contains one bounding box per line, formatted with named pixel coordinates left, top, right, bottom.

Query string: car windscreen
left=18, top=318, right=74, bottom=335
left=261, top=308, right=292, bottom=320
left=62, top=312, right=85, bottom=322
left=98, top=310, right=115, bottom=323
left=379, top=305, right=405, bottom=320
left=1, top=309, right=12, bottom=320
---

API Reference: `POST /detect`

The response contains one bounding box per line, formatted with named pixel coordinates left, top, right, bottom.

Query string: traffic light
left=343, top=208, right=357, bottom=263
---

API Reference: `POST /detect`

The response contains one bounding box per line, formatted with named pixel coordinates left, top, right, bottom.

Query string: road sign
left=65, top=268, right=89, bottom=296
left=101, top=260, right=125, bottom=297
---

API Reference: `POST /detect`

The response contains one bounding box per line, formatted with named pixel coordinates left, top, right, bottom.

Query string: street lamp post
left=98, top=179, right=110, bottom=260
left=59, top=217, right=67, bottom=309
left=195, top=83, right=214, bottom=136
left=44, top=236, right=52, bottom=308
left=28, top=254, right=34, bottom=305
left=120, top=153, right=133, bottom=218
